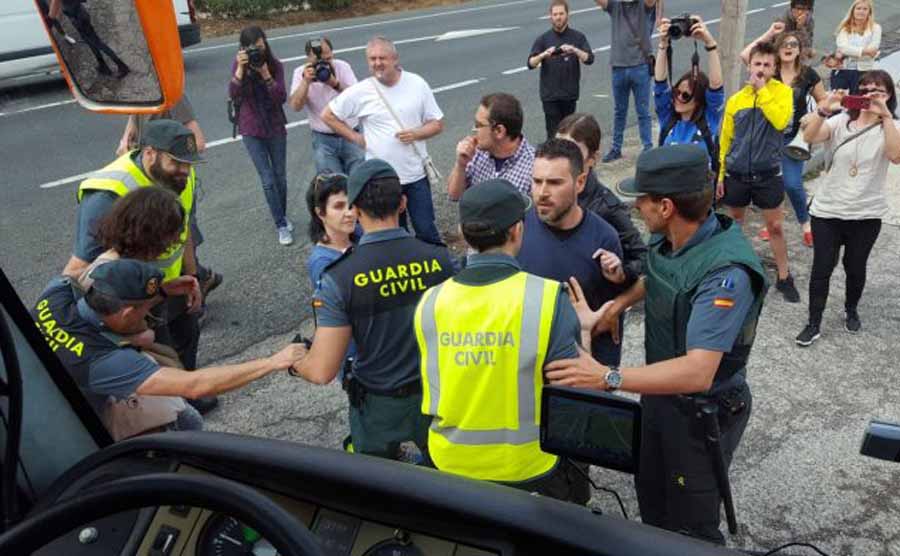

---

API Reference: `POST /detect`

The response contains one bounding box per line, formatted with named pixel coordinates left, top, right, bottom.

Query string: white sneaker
left=278, top=227, right=293, bottom=246
left=285, top=218, right=294, bottom=232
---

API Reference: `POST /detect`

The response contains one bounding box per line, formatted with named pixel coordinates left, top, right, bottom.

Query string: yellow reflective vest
left=77, top=152, right=195, bottom=282
left=414, top=271, right=559, bottom=483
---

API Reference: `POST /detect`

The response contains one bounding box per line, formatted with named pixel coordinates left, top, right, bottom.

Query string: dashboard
left=30, top=431, right=739, bottom=556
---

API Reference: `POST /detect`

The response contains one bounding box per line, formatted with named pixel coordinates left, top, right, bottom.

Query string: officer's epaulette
left=321, top=245, right=356, bottom=274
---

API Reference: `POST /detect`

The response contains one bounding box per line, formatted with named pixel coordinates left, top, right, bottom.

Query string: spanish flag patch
left=312, top=299, right=324, bottom=308
left=713, top=297, right=735, bottom=309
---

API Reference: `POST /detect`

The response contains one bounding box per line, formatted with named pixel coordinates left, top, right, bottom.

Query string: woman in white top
left=831, top=0, right=881, bottom=93
left=795, top=70, right=900, bottom=346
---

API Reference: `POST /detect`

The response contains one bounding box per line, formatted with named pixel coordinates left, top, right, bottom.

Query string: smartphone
left=841, top=95, right=871, bottom=111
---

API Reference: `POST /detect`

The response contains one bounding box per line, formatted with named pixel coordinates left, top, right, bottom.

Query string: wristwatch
left=604, top=366, right=623, bottom=392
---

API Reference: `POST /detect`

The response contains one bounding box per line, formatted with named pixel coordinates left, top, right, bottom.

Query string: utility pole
left=719, top=0, right=749, bottom=95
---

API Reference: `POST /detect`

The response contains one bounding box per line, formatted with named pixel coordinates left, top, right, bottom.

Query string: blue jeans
left=311, top=130, right=365, bottom=175
left=399, top=177, right=441, bottom=244
left=611, top=64, right=653, bottom=152
left=781, top=152, right=809, bottom=224
left=243, top=134, right=288, bottom=229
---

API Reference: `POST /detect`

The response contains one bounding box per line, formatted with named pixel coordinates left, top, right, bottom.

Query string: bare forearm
left=321, top=109, right=357, bottom=143
left=707, top=48, right=723, bottom=89
left=882, top=119, right=900, bottom=162
left=140, top=359, right=278, bottom=399
left=181, top=230, right=198, bottom=276
left=290, top=81, right=310, bottom=111
left=620, top=351, right=720, bottom=395
left=447, top=162, right=467, bottom=201
left=417, top=119, right=443, bottom=141
left=614, top=277, right=646, bottom=312
left=528, top=54, right=544, bottom=69
left=654, top=43, right=668, bottom=80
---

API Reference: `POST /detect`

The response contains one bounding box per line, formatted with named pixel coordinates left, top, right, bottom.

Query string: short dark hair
left=306, top=173, right=348, bottom=244
left=97, top=188, right=185, bottom=260
left=481, top=93, right=524, bottom=139
left=749, top=41, right=778, bottom=62
left=461, top=222, right=513, bottom=252
left=305, top=37, right=333, bottom=56
left=84, top=288, right=126, bottom=316
left=556, top=113, right=602, bottom=158
left=850, top=69, right=897, bottom=122
left=353, top=176, right=403, bottom=219
left=550, top=0, right=569, bottom=12
left=673, top=70, right=711, bottom=125
left=648, top=188, right=713, bottom=222
left=534, top=138, right=584, bottom=178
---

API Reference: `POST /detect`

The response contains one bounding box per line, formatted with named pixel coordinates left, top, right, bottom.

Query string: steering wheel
left=0, top=473, right=324, bottom=556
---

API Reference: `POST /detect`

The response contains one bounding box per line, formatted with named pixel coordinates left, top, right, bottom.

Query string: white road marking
left=593, top=94, right=609, bottom=98
left=283, top=34, right=441, bottom=62
left=435, top=28, right=518, bottom=41
left=432, top=78, right=482, bottom=93
left=771, top=1, right=790, bottom=7
left=184, top=0, right=540, bottom=54
left=539, top=6, right=600, bottom=19
left=203, top=119, right=312, bottom=149
left=502, top=66, right=529, bottom=75
left=0, top=98, right=76, bottom=118
left=747, top=8, right=766, bottom=15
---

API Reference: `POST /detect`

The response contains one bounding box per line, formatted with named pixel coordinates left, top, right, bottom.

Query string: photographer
left=527, top=0, right=594, bottom=139
left=795, top=71, right=900, bottom=346
left=229, top=26, right=292, bottom=246
left=290, top=38, right=365, bottom=175
left=653, top=15, right=724, bottom=169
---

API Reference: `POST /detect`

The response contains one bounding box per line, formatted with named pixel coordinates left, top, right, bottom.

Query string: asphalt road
left=2, top=1, right=900, bottom=553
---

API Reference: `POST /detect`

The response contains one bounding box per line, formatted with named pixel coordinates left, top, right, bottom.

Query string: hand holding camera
left=667, top=13, right=699, bottom=41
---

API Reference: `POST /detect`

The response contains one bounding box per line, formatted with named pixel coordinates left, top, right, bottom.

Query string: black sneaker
left=845, top=309, right=861, bottom=333
left=776, top=274, right=801, bottom=303
left=795, top=324, right=821, bottom=347
left=601, top=149, right=622, bottom=163
left=187, top=396, right=219, bottom=415
left=201, top=271, right=223, bottom=298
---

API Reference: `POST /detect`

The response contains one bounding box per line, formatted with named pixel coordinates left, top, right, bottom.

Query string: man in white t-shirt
left=290, top=38, right=365, bottom=175
left=323, top=36, right=444, bottom=244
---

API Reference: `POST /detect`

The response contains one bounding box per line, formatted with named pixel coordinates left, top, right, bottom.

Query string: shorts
left=722, top=173, right=784, bottom=210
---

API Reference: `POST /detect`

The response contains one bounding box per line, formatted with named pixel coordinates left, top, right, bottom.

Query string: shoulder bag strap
left=826, top=120, right=880, bottom=173
left=371, top=78, right=428, bottom=163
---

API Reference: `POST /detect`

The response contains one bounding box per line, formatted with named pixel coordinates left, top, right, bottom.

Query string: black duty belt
left=726, top=167, right=781, bottom=182
left=361, top=380, right=422, bottom=398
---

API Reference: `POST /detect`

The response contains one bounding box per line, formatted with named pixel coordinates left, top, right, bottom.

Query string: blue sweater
left=517, top=208, right=624, bottom=366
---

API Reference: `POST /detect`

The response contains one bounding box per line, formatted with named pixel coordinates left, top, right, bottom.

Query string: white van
left=0, top=0, right=200, bottom=83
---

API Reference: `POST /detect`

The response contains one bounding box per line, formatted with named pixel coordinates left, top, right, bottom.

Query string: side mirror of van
left=31, top=0, right=183, bottom=113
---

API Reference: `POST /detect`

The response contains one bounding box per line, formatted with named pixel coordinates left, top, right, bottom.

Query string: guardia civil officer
left=31, top=259, right=305, bottom=441
left=291, top=159, right=455, bottom=460
left=545, top=145, right=767, bottom=543
left=413, top=178, right=587, bottom=502
left=61, top=119, right=217, bottom=414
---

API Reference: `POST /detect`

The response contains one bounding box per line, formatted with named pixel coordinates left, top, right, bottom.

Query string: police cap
left=88, top=259, right=165, bottom=303
left=616, top=144, right=710, bottom=197
left=141, top=119, right=205, bottom=164
left=347, top=159, right=399, bottom=207
left=459, top=178, right=532, bottom=234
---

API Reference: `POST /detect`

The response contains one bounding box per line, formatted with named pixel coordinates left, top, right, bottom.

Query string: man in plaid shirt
left=448, top=93, right=536, bottom=200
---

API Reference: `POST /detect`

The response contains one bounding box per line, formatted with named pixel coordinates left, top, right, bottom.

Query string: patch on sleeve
left=719, top=275, right=736, bottom=291
left=713, top=297, right=735, bottom=309
left=312, top=298, right=324, bottom=309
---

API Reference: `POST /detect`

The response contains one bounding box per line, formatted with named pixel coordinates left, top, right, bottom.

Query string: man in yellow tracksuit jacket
left=414, top=178, right=588, bottom=503
left=717, top=41, right=798, bottom=304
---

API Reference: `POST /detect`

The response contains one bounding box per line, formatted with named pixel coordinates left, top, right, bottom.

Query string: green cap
left=459, top=179, right=532, bottom=234
left=347, top=159, right=398, bottom=207
left=616, top=144, right=710, bottom=197
left=88, top=259, right=164, bottom=302
left=141, top=119, right=205, bottom=164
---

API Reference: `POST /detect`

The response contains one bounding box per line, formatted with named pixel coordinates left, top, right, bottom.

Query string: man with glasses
left=447, top=93, right=536, bottom=201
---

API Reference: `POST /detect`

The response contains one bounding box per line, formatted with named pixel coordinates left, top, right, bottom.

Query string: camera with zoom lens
left=246, top=46, right=265, bottom=68
left=308, top=39, right=334, bottom=83
left=668, top=13, right=697, bottom=40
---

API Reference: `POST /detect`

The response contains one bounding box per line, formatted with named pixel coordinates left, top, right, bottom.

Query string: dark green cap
left=88, top=259, right=164, bottom=303
left=141, top=119, right=205, bottom=164
left=616, top=144, right=710, bottom=197
left=347, top=159, right=398, bottom=207
left=459, top=178, right=532, bottom=234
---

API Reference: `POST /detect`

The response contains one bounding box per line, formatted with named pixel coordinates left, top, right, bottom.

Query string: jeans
left=311, top=130, right=365, bottom=175
left=807, top=216, right=881, bottom=325
left=399, top=177, right=442, bottom=244
left=611, top=64, right=653, bottom=152
left=243, top=134, right=288, bottom=229
left=166, top=404, right=204, bottom=431
left=542, top=100, right=577, bottom=140
left=781, top=153, right=809, bottom=224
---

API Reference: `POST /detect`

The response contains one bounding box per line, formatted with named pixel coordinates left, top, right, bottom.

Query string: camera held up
left=246, top=46, right=265, bottom=68
left=308, top=39, right=335, bottom=83
left=668, top=13, right=697, bottom=41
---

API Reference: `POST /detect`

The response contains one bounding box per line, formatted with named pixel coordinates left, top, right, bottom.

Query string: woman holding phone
left=795, top=70, right=899, bottom=346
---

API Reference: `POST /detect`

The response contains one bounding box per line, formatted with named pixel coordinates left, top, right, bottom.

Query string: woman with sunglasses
left=741, top=27, right=827, bottom=247
left=229, top=26, right=291, bottom=245
left=653, top=15, right=724, bottom=168
left=305, top=173, right=358, bottom=379
left=794, top=70, right=900, bottom=346
left=832, top=0, right=881, bottom=94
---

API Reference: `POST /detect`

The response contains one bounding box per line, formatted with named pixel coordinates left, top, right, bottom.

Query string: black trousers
left=502, top=459, right=591, bottom=505
left=542, top=100, right=577, bottom=140
left=152, top=295, right=200, bottom=370
left=807, top=216, right=882, bottom=326
left=635, top=388, right=752, bottom=545
left=64, top=4, right=128, bottom=71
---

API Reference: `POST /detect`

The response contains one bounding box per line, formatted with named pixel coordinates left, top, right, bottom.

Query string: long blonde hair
left=836, top=0, right=875, bottom=35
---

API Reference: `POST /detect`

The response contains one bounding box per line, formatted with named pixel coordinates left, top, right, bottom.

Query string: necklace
left=849, top=124, right=862, bottom=177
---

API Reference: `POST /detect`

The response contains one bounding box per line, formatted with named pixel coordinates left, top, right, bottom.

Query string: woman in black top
left=556, top=113, right=647, bottom=285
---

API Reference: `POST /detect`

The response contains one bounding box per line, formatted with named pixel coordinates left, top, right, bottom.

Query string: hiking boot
left=200, top=271, right=223, bottom=298
left=602, top=149, right=622, bottom=163
left=775, top=274, right=800, bottom=303
left=795, top=323, right=821, bottom=347
left=278, top=227, right=294, bottom=246
left=845, top=309, right=861, bottom=333
left=187, top=396, right=219, bottom=415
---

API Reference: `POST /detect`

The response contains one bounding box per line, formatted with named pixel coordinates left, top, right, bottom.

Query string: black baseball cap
left=616, top=145, right=711, bottom=197
left=790, top=0, right=813, bottom=9
left=141, top=119, right=205, bottom=164
left=88, top=259, right=165, bottom=303
left=459, top=179, right=532, bottom=234
left=347, top=159, right=399, bottom=206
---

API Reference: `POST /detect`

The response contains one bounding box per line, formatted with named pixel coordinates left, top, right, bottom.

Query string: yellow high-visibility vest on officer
left=414, top=178, right=588, bottom=503
left=63, top=119, right=204, bottom=283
